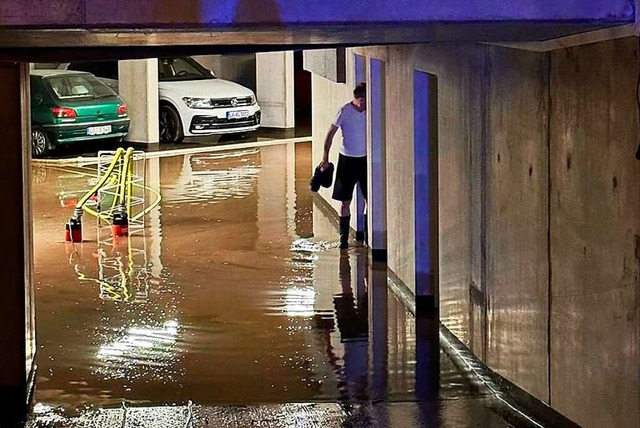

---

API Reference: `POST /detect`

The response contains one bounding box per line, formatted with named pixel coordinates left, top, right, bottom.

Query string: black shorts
left=332, top=154, right=367, bottom=202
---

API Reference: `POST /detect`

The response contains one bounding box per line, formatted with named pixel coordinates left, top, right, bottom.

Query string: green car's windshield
left=44, top=74, right=116, bottom=100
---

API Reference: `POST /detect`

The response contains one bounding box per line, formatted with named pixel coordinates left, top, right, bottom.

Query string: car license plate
left=227, top=110, right=249, bottom=119
left=87, top=125, right=112, bottom=136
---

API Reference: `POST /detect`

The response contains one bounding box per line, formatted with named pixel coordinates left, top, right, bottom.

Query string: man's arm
left=321, top=124, right=339, bottom=169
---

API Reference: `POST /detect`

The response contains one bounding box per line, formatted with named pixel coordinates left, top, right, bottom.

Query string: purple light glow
left=0, top=0, right=633, bottom=27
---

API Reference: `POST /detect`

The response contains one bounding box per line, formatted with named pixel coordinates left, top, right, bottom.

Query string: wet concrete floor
left=27, top=142, right=545, bottom=427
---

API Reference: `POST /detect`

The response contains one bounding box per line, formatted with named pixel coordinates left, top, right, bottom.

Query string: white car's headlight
left=250, top=94, right=256, bottom=105
left=183, top=97, right=214, bottom=109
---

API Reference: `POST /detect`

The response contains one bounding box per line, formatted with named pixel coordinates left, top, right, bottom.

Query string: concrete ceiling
left=0, top=21, right=634, bottom=62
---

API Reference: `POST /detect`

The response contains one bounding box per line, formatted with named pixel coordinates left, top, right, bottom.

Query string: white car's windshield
left=158, top=57, right=215, bottom=82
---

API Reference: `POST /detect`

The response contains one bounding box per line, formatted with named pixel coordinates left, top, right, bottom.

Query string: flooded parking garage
left=28, top=141, right=555, bottom=427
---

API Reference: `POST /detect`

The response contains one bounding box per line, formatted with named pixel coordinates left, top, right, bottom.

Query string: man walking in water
left=319, top=83, right=367, bottom=249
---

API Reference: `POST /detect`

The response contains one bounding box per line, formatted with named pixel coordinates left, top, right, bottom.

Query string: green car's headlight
left=183, top=97, right=214, bottom=109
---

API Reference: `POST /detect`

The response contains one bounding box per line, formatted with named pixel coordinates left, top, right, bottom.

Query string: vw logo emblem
left=230, top=98, right=238, bottom=107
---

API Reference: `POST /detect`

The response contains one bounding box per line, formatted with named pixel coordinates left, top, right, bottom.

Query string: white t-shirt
left=333, top=102, right=366, bottom=157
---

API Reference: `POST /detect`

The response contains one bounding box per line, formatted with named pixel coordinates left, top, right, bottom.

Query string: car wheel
left=31, top=126, right=50, bottom=157
left=159, top=105, right=184, bottom=144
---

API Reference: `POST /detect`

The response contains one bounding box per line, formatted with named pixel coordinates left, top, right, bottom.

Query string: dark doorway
left=294, top=50, right=312, bottom=130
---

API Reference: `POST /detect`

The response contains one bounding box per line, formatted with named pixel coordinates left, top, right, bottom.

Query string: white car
left=63, top=57, right=261, bottom=143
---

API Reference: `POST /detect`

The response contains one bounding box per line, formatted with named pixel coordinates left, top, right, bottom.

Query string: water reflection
left=162, top=149, right=261, bottom=205
left=415, top=312, right=440, bottom=401
left=368, top=259, right=388, bottom=401
left=333, top=253, right=369, bottom=401
left=66, top=241, right=148, bottom=304
left=95, top=320, right=180, bottom=380
left=284, top=286, right=316, bottom=317
left=30, top=143, right=495, bottom=424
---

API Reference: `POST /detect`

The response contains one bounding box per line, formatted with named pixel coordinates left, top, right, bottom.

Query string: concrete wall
left=193, top=54, right=256, bottom=92
left=311, top=51, right=356, bottom=210
left=549, top=37, right=640, bottom=428
left=485, top=46, right=550, bottom=401
left=304, top=49, right=345, bottom=84
left=311, top=37, right=640, bottom=427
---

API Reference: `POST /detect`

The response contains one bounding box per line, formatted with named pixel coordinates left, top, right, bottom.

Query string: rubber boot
left=339, top=215, right=351, bottom=249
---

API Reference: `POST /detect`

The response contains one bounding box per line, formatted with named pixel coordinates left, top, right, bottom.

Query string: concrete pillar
left=367, top=59, right=387, bottom=261
left=256, top=51, right=295, bottom=129
left=413, top=71, right=439, bottom=312
left=0, top=61, right=35, bottom=424
left=354, top=54, right=367, bottom=239
left=118, top=59, right=159, bottom=144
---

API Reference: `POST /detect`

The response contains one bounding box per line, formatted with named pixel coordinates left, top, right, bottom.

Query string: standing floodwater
left=29, top=143, right=541, bottom=427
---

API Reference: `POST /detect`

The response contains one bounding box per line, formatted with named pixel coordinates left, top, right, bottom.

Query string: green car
left=30, top=70, right=130, bottom=156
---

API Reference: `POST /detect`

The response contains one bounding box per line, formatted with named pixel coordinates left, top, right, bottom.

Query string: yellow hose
left=81, top=182, right=162, bottom=222
left=82, top=174, right=122, bottom=221
left=116, top=253, right=131, bottom=302
left=75, top=147, right=124, bottom=210
left=67, top=148, right=158, bottom=303
left=131, top=185, right=162, bottom=222
left=62, top=148, right=161, bottom=222
left=127, top=234, right=134, bottom=283
left=118, top=148, right=135, bottom=206
left=126, top=154, right=134, bottom=218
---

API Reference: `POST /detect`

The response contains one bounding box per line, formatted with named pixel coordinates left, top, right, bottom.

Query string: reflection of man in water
left=311, top=252, right=370, bottom=400
left=335, top=254, right=368, bottom=340
left=333, top=253, right=369, bottom=400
